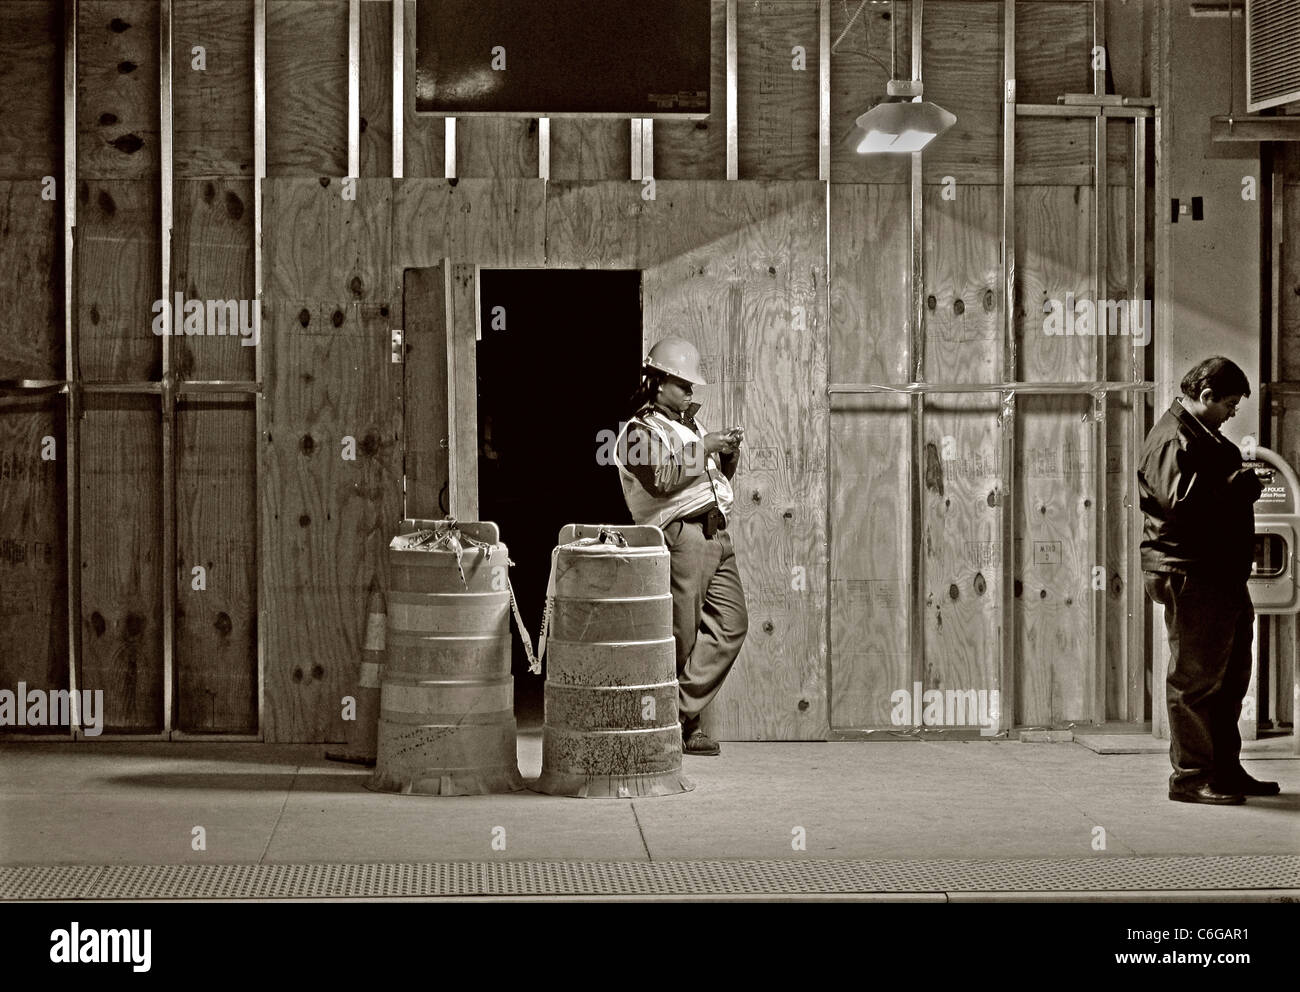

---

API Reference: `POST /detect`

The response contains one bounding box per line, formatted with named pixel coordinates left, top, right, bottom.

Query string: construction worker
left=614, top=336, right=748, bottom=756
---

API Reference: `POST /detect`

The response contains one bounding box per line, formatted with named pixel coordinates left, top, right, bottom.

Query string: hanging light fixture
left=850, top=80, right=957, bottom=154
left=835, top=0, right=957, bottom=155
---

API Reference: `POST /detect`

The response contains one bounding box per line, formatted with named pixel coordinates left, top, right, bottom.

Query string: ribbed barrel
left=369, top=519, right=524, bottom=796
left=534, top=524, right=693, bottom=798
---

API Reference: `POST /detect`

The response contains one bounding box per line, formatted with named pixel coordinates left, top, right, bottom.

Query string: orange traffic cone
left=326, top=582, right=385, bottom=765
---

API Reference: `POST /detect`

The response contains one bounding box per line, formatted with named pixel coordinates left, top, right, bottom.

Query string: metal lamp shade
left=851, top=100, right=957, bottom=154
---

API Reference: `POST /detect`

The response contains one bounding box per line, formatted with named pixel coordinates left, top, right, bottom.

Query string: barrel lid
left=558, top=523, right=666, bottom=549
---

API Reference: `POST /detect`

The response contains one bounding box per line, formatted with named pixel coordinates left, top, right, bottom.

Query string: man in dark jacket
left=1138, top=356, right=1280, bottom=804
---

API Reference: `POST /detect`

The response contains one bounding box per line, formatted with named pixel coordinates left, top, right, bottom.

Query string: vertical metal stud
left=348, top=0, right=360, bottom=179
left=64, top=0, right=80, bottom=738
left=999, top=0, right=1017, bottom=733
left=726, top=0, right=738, bottom=180
left=642, top=119, right=653, bottom=179
left=908, top=0, right=926, bottom=708
left=630, top=118, right=643, bottom=180
left=445, top=118, right=456, bottom=178
left=392, top=0, right=403, bottom=178
left=160, top=0, right=175, bottom=736
left=253, top=0, right=267, bottom=738
left=538, top=117, right=550, bottom=180
left=1091, top=0, right=1109, bottom=726
left=819, top=0, right=830, bottom=182
left=1127, top=115, right=1147, bottom=722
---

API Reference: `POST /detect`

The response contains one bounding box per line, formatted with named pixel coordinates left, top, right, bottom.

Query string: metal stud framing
left=908, top=0, right=927, bottom=707
left=726, top=0, right=738, bottom=180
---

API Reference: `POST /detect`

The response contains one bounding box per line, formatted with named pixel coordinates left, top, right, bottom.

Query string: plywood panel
left=922, top=394, right=1001, bottom=718
left=921, top=1, right=1002, bottom=184
left=0, top=182, right=64, bottom=380
left=1016, top=395, right=1092, bottom=725
left=401, top=0, right=444, bottom=179
left=829, top=183, right=910, bottom=383
left=1016, top=118, right=1092, bottom=187
left=737, top=0, right=819, bottom=180
left=263, top=178, right=392, bottom=303
left=1016, top=1, right=1092, bottom=106
left=654, top=0, right=726, bottom=180
left=171, top=178, right=256, bottom=381
left=392, top=179, right=545, bottom=270
left=828, top=398, right=909, bottom=729
left=77, top=178, right=161, bottom=381
left=261, top=304, right=401, bottom=742
left=173, top=0, right=254, bottom=179
left=402, top=264, right=448, bottom=519
left=638, top=181, right=828, bottom=740
left=827, top=183, right=910, bottom=729
left=77, top=0, right=160, bottom=181
left=924, top=184, right=999, bottom=385
left=79, top=395, right=163, bottom=733
left=549, top=120, right=629, bottom=181
left=0, top=1, right=63, bottom=178
left=360, top=0, right=392, bottom=179
left=829, top=0, right=909, bottom=183
left=175, top=397, right=257, bottom=733
left=266, top=0, right=347, bottom=177
left=456, top=118, right=538, bottom=179
left=1015, top=185, right=1092, bottom=383
left=0, top=395, right=68, bottom=718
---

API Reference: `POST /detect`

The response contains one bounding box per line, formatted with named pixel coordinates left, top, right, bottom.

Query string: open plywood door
left=401, top=262, right=479, bottom=520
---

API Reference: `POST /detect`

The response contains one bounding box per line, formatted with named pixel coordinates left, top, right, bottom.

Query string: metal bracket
left=392, top=327, right=404, bottom=363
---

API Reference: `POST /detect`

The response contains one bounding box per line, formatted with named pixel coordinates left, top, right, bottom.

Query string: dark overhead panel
left=415, top=0, right=711, bottom=117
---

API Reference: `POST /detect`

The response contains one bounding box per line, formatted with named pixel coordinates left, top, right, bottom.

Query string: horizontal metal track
left=829, top=380, right=1155, bottom=396
left=1, top=857, right=1295, bottom=900
left=0, top=380, right=261, bottom=396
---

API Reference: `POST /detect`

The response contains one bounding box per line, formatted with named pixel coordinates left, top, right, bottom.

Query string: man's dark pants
left=1143, top=570, right=1255, bottom=789
left=662, top=518, right=748, bottom=734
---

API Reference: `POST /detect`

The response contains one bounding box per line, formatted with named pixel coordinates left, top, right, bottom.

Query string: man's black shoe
left=1216, top=773, right=1280, bottom=796
left=683, top=729, right=721, bottom=756
left=1169, top=783, right=1246, bottom=805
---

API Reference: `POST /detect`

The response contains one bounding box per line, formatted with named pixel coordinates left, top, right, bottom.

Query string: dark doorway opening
left=476, top=269, right=643, bottom=725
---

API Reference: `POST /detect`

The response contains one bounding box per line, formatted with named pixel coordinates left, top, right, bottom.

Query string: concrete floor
left=2, top=731, right=1297, bottom=868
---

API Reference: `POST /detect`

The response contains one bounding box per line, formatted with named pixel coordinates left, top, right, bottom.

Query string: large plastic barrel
left=534, top=524, right=693, bottom=798
left=369, top=519, right=524, bottom=796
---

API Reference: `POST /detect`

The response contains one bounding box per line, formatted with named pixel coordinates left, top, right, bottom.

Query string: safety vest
left=615, top=408, right=734, bottom=529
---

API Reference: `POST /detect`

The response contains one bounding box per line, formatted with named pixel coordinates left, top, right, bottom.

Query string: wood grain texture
left=173, top=0, right=254, bottom=179
left=392, top=179, right=546, bottom=270
left=1015, top=1, right=1091, bottom=106
left=0, top=182, right=64, bottom=379
left=827, top=183, right=910, bottom=728
left=77, top=178, right=161, bottom=381
left=737, top=0, right=819, bottom=180
left=260, top=304, right=402, bottom=742
left=446, top=262, right=477, bottom=518
left=1012, top=184, right=1103, bottom=725
left=0, top=395, right=69, bottom=714
left=401, top=0, right=444, bottom=179
left=922, top=394, right=1001, bottom=717
left=829, top=0, right=908, bottom=183
left=77, top=0, right=160, bottom=181
left=636, top=181, right=828, bottom=740
left=266, top=0, right=348, bottom=177
left=654, top=0, right=726, bottom=180
left=1273, top=153, right=1300, bottom=729
left=360, top=0, right=392, bottom=178
left=263, top=178, right=392, bottom=303
left=455, top=118, right=539, bottom=179
left=828, top=398, right=909, bottom=728
left=924, top=184, right=1000, bottom=386
left=171, top=178, right=256, bottom=381
left=829, top=183, right=910, bottom=383
left=0, top=1, right=63, bottom=178
left=549, top=120, right=630, bottom=181
left=79, top=395, right=163, bottom=733
left=175, top=397, right=257, bottom=733
left=921, top=2, right=1002, bottom=185
left=402, top=264, right=448, bottom=519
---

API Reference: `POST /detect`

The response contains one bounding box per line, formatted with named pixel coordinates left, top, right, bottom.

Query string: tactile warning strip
left=1, top=857, right=1297, bottom=900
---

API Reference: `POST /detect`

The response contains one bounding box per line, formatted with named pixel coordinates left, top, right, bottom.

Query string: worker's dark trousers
left=1143, top=570, right=1255, bottom=790
left=663, top=518, right=748, bottom=733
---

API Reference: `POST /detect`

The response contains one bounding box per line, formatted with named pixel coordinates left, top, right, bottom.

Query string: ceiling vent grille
left=1247, top=0, right=1300, bottom=111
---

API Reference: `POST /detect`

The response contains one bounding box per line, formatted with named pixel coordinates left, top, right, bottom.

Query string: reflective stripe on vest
left=615, top=410, right=734, bottom=528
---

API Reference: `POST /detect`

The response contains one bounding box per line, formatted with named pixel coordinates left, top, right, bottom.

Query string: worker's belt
left=680, top=504, right=726, bottom=539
